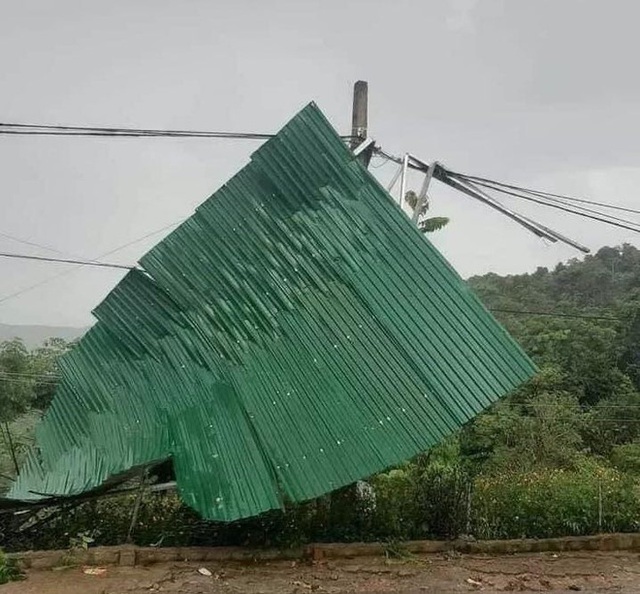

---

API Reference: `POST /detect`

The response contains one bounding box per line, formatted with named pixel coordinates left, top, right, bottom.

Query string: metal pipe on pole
left=351, top=81, right=373, bottom=168
left=399, top=154, right=409, bottom=209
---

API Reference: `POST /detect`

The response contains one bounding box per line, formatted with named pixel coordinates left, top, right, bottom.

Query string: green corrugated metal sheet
left=6, top=103, right=536, bottom=519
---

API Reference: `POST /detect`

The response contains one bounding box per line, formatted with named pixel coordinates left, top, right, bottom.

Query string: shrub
left=412, top=463, right=470, bottom=538
left=0, top=549, right=22, bottom=584
left=4, top=460, right=640, bottom=552
left=473, top=461, right=640, bottom=539
left=369, top=469, right=416, bottom=540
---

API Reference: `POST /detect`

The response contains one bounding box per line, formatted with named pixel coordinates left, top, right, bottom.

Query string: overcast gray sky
left=2, top=0, right=640, bottom=327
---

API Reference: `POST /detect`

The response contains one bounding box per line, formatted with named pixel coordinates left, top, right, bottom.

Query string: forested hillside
left=466, top=243, right=640, bottom=474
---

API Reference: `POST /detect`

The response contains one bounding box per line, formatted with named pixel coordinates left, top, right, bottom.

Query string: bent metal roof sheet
left=5, top=103, right=536, bottom=520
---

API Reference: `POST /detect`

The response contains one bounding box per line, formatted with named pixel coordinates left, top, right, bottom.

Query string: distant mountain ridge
left=0, top=323, right=87, bottom=348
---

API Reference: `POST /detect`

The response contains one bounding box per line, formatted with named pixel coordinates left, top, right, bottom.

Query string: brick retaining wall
left=9, top=533, right=640, bottom=570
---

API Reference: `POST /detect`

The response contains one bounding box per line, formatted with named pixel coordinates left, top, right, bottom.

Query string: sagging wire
left=454, top=173, right=640, bottom=217
left=373, top=147, right=640, bottom=254
left=449, top=172, right=640, bottom=235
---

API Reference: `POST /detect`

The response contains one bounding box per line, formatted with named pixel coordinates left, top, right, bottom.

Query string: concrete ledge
left=9, top=533, right=640, bottom=570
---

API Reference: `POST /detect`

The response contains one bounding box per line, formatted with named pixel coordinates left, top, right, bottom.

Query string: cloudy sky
left=1, top=0, right=640, bottom=327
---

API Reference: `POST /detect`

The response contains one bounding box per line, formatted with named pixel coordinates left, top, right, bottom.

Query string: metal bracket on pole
left=412, top=161, right=438, bottom=225
left=352, top=137, right=375, bottom=157
left=399, top=154, right=409, bottom=209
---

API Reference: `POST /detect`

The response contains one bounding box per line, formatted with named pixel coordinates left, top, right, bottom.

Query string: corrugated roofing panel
left=6, top=103, right=536, bottom=519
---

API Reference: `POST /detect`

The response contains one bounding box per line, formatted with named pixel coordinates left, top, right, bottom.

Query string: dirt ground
left=3, top=550, right=640, bottom=593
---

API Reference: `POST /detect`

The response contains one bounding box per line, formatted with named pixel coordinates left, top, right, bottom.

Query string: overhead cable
left=444, top=174, right=591, bottom=253
left=0, top=252, right=135, bottom=270
left=454, top=173, right=640, bottom=216
left=0, top=122, right=355, bottom=141
left=450, top=174, right=640, bottom=235
left=0, top=219, right=183, bottom=305
left=394, top=151, right=589, bottom=252
left=489, top=308, right=618, bottom=321
left=373, top=147, right=636, bottom=253
left=0, top=231, right=76, bottom=258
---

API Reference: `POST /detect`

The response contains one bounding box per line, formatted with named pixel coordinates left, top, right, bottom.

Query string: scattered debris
left=82, top=566, right=107, bottom=576
left=2, top=550, right=637, bottom=593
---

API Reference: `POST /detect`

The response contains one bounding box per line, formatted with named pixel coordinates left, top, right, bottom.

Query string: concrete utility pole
left=351, top=81, right=373, bottom=168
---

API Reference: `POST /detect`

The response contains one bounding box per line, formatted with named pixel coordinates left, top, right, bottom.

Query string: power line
left=457, top=174, right=640, bottom=225
left=0, top=252, right=135, bottom=270
left=97, top=219, right=184, bottom=257
left=496, top=404, right=640, bottom=410
left=0, top=219, right=182, bottom=306
left=489, top=308, right=619, bottom=321
left=0, top=255, right=620, bottom=321
left=473, top=181, right=640, bottom=231
left=0, top=130, right=274, bottom=140
left=374, top=148, right=590, bottom=252
left=482, top=416, right=640, bottom=422
left=0, top=123, right=274, bottom=140
left=450, top=173, right=640, bottom=236
left=0, top=229, right=105, bottom=269
left=0, top=231, right=84, bottom=259
left=374, top=146, right=640, bottom=249
left=0, top=122, right=355, bottom=141
left=443, top=174, right=591, bottom=252
left=454, top=173, right=640, bottom=217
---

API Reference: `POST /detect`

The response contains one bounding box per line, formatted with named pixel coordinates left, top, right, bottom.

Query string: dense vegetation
left=0, top=338, right=69, bottom=495
left=466, top=243, right=640, bottom=474
left=3, top=244, right=640, bottom=550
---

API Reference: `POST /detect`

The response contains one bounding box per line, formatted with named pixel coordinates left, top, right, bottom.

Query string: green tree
left=581, top=377, right=640, bottom=455
left=460, top=366, right=585, bottom=474
left=29, top=337, right=68, bottom=410
left=0, top=339, right=33, bottom=422
left=0, top=337, right=67, bottom=489
left=609, top=441, right=640, bottom=474
left=0, top=339, right=34, bottom=479
left=519, top=319, right=625, bottom=406
left=404, top=190, right=449, bottom=233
